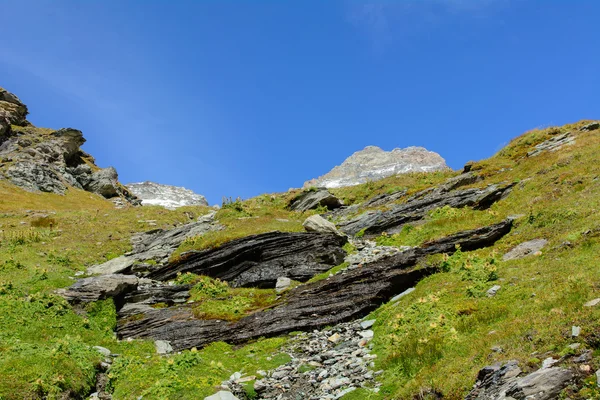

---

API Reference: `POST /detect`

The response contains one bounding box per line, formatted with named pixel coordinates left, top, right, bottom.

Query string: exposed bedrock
left=147, top=231, right=348, bottom=287
left=288, top=188, right=344, bottom=212
left=117, top=219, right=513, bottom=351
left=338, top=182, right=514, bottom=236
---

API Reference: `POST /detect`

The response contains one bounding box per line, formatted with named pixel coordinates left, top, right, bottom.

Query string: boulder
left=275, top=277, right=292, bottom=293
left=56, top=274, right=138, bottom=304
left=289, top=188, right=343, bottom=212
left=303, top=214, right=343, bottom=236
left=148, top=231, right=348, bottom=287
left=85, top=167, right=119, bottom=198
left=155, top=340, right=173, bottom=355
left=502, top=239, right=548, bottom=261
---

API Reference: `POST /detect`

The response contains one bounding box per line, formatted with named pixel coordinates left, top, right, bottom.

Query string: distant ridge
left=126, top=181, right=208, bottom=209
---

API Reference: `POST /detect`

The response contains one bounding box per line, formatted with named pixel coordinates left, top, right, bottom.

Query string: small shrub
left=30, top=216, right=57, bottom=229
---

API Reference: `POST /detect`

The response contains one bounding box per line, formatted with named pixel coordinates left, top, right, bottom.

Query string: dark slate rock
left=580, top=122, right=599, bottom=132
left=466, top=360, right=574, bottom=400
left=118, top=219, right=512, bottom=351
left=88, top=211, right=222, bottom=275
left=147, top=231, right=348, bottom=287
left=288, top=188, right=343, bottom=212
left=56, top=274, right=138, bottom=304
left=339, top=183, right=514, bottom=236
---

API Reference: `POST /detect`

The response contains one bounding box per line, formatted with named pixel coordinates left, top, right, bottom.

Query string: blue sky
left=1, top=1, right=598, bottom=204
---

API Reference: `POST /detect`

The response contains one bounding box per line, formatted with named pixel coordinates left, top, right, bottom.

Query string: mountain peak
left=304, top=145, right=448, bottom=188
left=126, top=181, right=209, bottom=209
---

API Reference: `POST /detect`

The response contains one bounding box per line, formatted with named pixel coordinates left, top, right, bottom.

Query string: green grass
left=180, top=274, right=279, bottom=321
left=171, top=192, right=313, bottom=258
left=347, top=120, right=600, bottom=399
left=2, top=120, right=600, bottom=399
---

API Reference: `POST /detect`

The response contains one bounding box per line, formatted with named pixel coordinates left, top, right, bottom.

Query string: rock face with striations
left=126, top=181, right=209, bottom=209
left=304, top=145, right=448, bottom=189
left=0, top=86, right=138, bottom=204
left=147, top=231, right=348, bottom=287
left=116, top=220, right=513, bottom=351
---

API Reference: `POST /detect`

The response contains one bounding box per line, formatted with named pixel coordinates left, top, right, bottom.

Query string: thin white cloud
left=346, top=0, right=508, bottom=52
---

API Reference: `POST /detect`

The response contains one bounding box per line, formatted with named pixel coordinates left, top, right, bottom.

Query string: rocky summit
left=3, top=83, right=600, bottom=400
left=126, top=181, right=209, bottom=209
left=0, top=87, right=138, bottom=205
left=304, top=145, right=448, bottom=188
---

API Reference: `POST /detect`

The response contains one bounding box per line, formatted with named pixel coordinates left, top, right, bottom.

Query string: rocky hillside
left=1, top=84, right=600, bottom=400
left=304, top=145, right=448, bottom=188
left=126, top=181, right=209, bottom=209
left=0, top=87, right=138, bottom=206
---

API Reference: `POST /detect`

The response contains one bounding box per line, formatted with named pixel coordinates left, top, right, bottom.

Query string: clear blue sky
left=1, top=1, right=598, bottom=205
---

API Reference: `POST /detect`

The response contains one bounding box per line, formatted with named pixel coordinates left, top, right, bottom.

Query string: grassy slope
left=341, top=121, right=600, bottom=399
left=1, top=120, right=599, bottom=399
left=0, top=184, right=291, bottom=399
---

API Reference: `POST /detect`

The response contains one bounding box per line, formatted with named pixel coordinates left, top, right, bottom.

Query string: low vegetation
left=1, top=120, right=599, bottom=399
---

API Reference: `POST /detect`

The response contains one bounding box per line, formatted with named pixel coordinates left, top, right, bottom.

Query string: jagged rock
left=6, top=161, right=67, bottom=193
left=527, top=132, right=575, bottom=157
left=117, top=220, right=512, bottom=351
left=88, top=211, right=222, bottom=275
left=339, top=183, right=514, bottom=236
left=304, top=145, right=448, bottom=188
left=466, top=360, right=574, bottom=400
left=0, top=87, right=28, bottom=126
left=303, top=214, right=343, bottom=236
left=580, top=122, right=599, bottom=132
left=502, top=239, right=548, bottom=261
left=148, top=231, right=348, bottom=287
left=56, top=274, right=138, bottom=304
left=126, top=181, right=209, bottom=209
left=0, top=87, right=138, bottom=204
left=85, top=167, right=119, bottom=198
left=289, top=188, right=343, bottom=212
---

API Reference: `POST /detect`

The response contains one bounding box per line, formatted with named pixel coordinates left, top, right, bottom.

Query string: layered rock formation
left=304, top=145, right=448, bottom=188
left=115, top=220, right=512, bottom=351
left=0, top=86, right=138, bottom=204
left=126, top=181, right=209, bottom=209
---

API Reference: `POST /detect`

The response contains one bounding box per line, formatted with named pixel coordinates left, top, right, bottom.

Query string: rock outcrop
left=56, top=274, right=139, bottom=304
left=147, top=231, right=348, bottom=287
left=126, top=181, right=209, bottom=209
left=288, top=188, right=343, bottom=212
left=338, top=182, right=514, bottom=236
left=304, top=145, right=448, bottom=189
left=466, top=360, right=574, bottom=400
left=88, top=211, right=222, bottom=276
left=116, top=219, right=512, bottom=351
left=0, top=86, right=138, bottom=204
